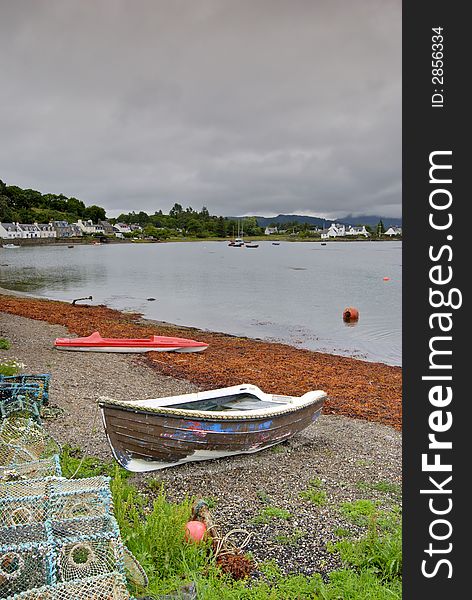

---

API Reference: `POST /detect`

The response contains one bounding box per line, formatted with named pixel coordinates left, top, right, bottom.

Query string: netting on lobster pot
left=0, top=476, right=113, bottom=527
left=0, top=416, right=61, bottom=467
left=2, top=572, right=132, bottom=600
left=0, top=374, right=51, bottom=405
left=0, top=455, right=62, bottom=483
left=0, top=384, right=43, bottom=422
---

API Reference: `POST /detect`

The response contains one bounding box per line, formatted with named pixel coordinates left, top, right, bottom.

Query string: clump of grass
left=357, top=480, right=402, bottom=498
left=251, top=506, right=291, bottom=525
left=334, top=501, right=402, bottom=583
left=60, top=444, right=129, bottom=479
left=0, top=358, right=24, bottom=376
left=0, top=338, right=11, bottom=350
left=299, top=478, right=327, bottom=506
left=256, top=489, right=272, bottom=504
left=274, top=528, right=306, bottom=547
left=111, top=469, right=210, bottom=595
left=203, top=496, right=218, bottom=509
left=339, top=499, right=378, bottom=526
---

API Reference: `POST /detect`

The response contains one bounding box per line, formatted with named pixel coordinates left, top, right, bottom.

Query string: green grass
left=299, top=478, right=328, bottom=506
left=256, top=489, right=272, bottom=504
left=251, top=506, right=292, bottom=525
left=273, top=529, right=306, bottom=547
left=0, top=337, right=11, bottom=350
left=357, top=480, right=402, bottom=498
left=59, top=449, right=402, bottom=599
left=0, top=358, right=23, bottom=376
left=332, top=501, right=402, bottom=585
left=59, top=444, right=130, bottom=479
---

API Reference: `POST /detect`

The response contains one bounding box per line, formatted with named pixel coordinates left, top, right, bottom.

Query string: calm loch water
left=0, top=241, right=401, bottom=365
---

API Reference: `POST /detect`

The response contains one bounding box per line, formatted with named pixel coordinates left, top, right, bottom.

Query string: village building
left=75, top=219, right=105, bottom=235
left=0, top=223, right=22, bottom=239
left=385, top=226, right=402, bottom=236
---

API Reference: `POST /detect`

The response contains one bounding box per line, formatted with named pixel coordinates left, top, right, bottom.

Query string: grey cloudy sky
left=0, top=0, right=401, bottom=219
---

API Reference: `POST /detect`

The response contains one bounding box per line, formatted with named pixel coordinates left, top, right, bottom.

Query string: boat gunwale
left=98, top=392, right=326, bottom=421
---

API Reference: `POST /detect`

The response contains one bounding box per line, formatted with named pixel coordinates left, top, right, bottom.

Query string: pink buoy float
left=185, top=520, right=207, bottom=543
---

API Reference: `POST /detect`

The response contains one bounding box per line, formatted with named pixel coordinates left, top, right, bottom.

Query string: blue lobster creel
left=0, top=384, right=43, bottom=422
left=0, top=514, right=126, bottom=597
left=0, top=375, right=51, bottom=405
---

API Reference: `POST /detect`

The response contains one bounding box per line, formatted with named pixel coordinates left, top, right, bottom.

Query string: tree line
left=0, top=179, right=106, bottom=224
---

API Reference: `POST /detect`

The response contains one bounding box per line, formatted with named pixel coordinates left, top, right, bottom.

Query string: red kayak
left=54, top=331, right=208, bottom=353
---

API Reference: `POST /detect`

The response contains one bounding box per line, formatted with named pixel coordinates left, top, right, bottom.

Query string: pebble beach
left=0, top=292, right=401, bottom=577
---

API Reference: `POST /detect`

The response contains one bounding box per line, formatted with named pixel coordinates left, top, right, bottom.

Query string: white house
left=320, top=223, right=345, bottom=239
left=17, top=223, right=41, bottom=238
left=113, top=223, right=132, bottom=234
left=75, top=219, right=105, bottom=235
left=385, top=227, right=402, bottom=236
left=36, top=223, right=57, bottom=238
left=264, top=226, right=278, bottom=235
left=346, top=225, right=370, bottom=237
left=0, top=223, right=22, bottom=239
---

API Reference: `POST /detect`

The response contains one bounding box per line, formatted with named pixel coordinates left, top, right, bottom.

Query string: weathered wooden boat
left=54, top=331, right=208, bottom=353
left=98, top=384, right=326, bottom=471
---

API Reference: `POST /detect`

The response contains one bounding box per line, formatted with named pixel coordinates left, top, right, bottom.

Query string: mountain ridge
left=228, top=214, right=402, bottom=229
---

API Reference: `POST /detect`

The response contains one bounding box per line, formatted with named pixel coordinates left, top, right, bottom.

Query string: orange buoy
left=383, top=276, right=390, bottom=281
left=343, top=307, right=359, bottom=322
left=185, top=520, right=207, bottom=543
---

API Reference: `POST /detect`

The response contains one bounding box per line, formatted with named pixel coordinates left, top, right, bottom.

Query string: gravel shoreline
left=1, top=311, right=401, bottom=577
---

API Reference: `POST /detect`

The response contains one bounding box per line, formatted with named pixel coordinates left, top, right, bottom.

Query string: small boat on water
left=99, top=384, right=326, bottom=471
left=54, top=331, right=208, bottom=353
left=2, top=244, right=20, bottom=249
left=245, top=243, right=259, bottom=248
left=272, top=242, right=280, bottom=245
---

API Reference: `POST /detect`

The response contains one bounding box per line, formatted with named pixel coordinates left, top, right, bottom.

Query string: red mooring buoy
left=343, top=307, right=359, bottom=322
left=383, top=276, right=390, bottom=281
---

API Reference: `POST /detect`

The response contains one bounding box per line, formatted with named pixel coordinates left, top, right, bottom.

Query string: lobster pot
left=0, top=375, right=51, bottom=405
left=0, top=544, right=50, bottom=598
left=0, top=385, right=43, bottom=422
left=0, top=516, right=126, bottom=596
left=0, top=417, right=61, bottom=467
left=4, top=572, right=131, bottom=600
left=0, top=477, right=112, bottom=527
left=51, top=516, right=125, bottom=583
left=0, top=455, right=62, bottom=483
left=48, top=478, right=112, bottom=521
left=0, top=524, right=50, bottom=597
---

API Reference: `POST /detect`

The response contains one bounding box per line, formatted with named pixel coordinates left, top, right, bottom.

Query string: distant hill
left=338, top=214, right=402, bottom=228
left=232, top=214, right=402, bottom=229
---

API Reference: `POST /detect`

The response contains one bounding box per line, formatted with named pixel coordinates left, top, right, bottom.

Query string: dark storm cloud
left=0, top=0, right=401, bottom=218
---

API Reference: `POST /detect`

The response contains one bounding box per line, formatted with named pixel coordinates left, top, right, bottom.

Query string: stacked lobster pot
left=0, top=374, right=145, bottom=599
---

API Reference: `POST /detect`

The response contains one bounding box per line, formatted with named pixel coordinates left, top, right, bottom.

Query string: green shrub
left=0, top=338, right=11, bottom=350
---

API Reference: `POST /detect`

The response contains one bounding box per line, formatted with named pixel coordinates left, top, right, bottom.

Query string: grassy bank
left=61, top=448, right=402, bottom=599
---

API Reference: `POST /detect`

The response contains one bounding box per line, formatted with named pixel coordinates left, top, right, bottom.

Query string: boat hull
left=55, top=345, right=206, bottom=353
left=100, top=397, right=324, bottom=471
left=54, top=331, right=208, bottom=353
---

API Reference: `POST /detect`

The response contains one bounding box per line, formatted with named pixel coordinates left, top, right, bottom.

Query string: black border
left=403, top=2, right=467, bottom=595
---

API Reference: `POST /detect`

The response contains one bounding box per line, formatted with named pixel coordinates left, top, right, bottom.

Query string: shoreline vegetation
left=0, top=235, right=402, bottom=247
left=0, top=292, right=401, bottom=429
